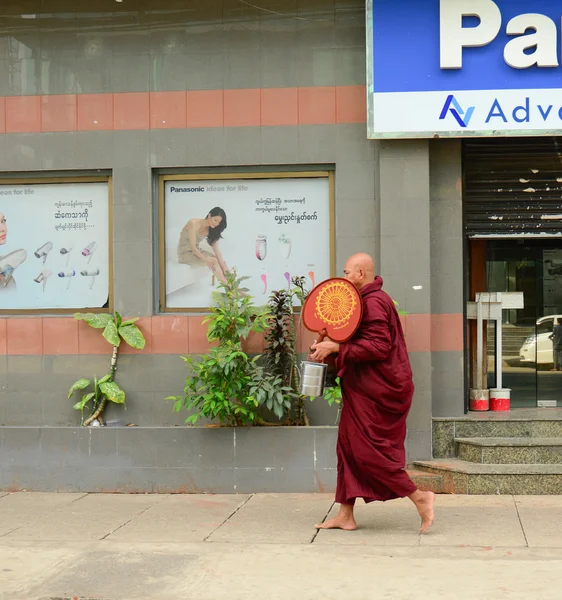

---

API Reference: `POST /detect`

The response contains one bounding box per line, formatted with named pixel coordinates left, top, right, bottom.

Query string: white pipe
left=496, top=316, right=503, bottom=391
left=496, top=294, right=503, bottom=391
left=476, top=298, right=483, bottom=389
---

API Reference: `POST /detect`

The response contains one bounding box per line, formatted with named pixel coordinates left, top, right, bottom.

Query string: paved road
left=1, top=492, right=562, bottom=599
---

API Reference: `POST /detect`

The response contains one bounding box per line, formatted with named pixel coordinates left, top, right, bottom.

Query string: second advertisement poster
left=163, top=175, right=333, bottom=309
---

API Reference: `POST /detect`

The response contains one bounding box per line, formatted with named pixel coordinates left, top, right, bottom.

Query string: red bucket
left=490, top=389, right=511, bottom=412
left=470, top=389, right=489, bottom=412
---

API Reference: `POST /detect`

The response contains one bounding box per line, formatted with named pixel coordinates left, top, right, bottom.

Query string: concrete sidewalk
left=1, top=492, right=562, bottom=599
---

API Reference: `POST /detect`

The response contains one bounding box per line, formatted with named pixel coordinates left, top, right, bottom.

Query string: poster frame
left=0, top=175, right=113, bottom=315
left=158, top=171, right=335, bottom=313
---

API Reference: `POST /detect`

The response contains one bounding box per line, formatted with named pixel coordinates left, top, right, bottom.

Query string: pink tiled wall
left=0, top=86, right=367, bottom=134
left=0, top=314, right=464, bottom=356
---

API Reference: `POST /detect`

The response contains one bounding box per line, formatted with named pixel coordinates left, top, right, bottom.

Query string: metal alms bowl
left=299, top=361, right=328, bottom=397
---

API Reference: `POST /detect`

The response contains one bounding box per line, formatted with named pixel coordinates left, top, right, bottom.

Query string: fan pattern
left=314, top=280, right=358, bottom=329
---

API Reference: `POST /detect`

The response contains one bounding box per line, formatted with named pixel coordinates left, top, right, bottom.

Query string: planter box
left=0, top=426, right=338, bottom=494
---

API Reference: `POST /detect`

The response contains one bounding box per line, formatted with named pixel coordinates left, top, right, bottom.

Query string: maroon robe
left=334, top=276, right=417, bottom=505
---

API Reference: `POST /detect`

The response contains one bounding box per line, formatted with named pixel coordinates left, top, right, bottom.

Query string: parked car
left=519, top=315, right=562, bottom=364
left=544, top=260, right=562, bottom=277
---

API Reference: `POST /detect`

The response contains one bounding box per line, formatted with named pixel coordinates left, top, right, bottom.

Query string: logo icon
left=439, top=95, right=475, bottom=128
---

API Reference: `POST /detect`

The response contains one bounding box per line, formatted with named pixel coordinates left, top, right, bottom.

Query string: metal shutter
left=464, top=137, right=562, bottom=236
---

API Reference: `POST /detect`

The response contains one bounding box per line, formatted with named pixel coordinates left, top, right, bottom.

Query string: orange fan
left=302, top=278, right=363, bottom=346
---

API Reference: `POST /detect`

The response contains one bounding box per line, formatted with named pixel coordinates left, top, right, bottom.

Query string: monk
left=310, top=253, right=435, bottom=534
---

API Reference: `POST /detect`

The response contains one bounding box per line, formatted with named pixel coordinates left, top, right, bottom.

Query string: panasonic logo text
left=170, top=186, right=205, bottom=193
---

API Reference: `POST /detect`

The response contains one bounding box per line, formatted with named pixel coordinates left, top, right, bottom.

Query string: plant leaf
left=73, top=392, right=95, bottom=412
left=74, top=313, right=113, bottom=329
left=121, top=317, right=139, bottom=326
left=103, top=319, right=121, bottom=347
left=68, top=378, right=91, bottom=399
left=99, top=381, right=126, bottom=404
left=118, top=324, right=146, bottom=350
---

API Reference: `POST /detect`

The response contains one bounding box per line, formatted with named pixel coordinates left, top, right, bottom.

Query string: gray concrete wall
left=0, top=424, right=433, bottom=493
left=0, top=426, right=338, bottom=493
left=429, top=140, right=465, bottom=418
left=377, top=139, right=466, bottom=458
left=378, top=140, right=433, bottom=460
left=0, top=353, right=341, bottom=427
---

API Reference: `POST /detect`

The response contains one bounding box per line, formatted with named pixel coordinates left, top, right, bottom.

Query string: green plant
left=69, top=374, right=125, bottom=424
left=170, top=341, right=298, bottom=425
left=262, top=276, right=312, bottom=425
left=68, top=312, right=145, bottom=426
left=169, top=270, right=298, bottom=426
left=249, top=369, right=298, bottom=420
left=291, top=275, right=310, bottom=307
left=322, top=377, right=343, bottom=406
left=264, top=289, right=296, bottom=388
left=171, top=343, right=261, bottom=426
left=206, top=271, right=271, bottom=343
left=393, top=299, right=408, bottom=316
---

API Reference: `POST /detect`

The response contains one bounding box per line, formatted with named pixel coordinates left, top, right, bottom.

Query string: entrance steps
left=412, top=460, right=562, bottom=494
left=410, top=414, right=562, bottom=494
left=406, top=470, right=444, bottom=494
left=486, top=324, right=534, bottom=357
left=456, top=437, right=562, bottom=464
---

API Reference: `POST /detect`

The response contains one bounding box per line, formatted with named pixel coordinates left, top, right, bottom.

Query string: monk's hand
left=310, top=340, right=340, bottom=362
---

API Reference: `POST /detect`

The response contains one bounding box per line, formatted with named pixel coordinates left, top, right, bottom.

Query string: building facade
left=8, top=0, right=546, bottom=492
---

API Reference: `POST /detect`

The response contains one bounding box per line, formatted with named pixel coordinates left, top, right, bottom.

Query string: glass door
left=537, top=250, right=562, bottom=407
left=485, top=240, right=562, bottom=408
left=486, top=242, right=537, bottom=408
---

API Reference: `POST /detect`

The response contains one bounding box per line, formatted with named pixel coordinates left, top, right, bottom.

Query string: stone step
left=406, top=469, right=444, bottom=494
left=486, top=326, right=534, bottom=354
left=433, top=418, right=562, bottom=458
left=413, top=459, right=562, bottom=495
left=456, top=437, right=562, bottom=465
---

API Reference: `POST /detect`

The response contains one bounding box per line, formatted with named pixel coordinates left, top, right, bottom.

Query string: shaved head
left=343, top=253, right=375, bottom=290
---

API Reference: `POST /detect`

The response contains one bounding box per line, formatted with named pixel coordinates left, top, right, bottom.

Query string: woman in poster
left=177, top=207, right=231, bottom=285
left=0, top=212, right=6, bottom=246
left=0, top=211, right=27, bottom=290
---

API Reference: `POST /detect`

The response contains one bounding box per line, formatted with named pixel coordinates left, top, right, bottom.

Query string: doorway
left=476, top=239, right=562, bottom=408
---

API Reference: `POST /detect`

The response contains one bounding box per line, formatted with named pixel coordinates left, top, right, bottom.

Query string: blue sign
left=367, top=0, right=562, bottom=138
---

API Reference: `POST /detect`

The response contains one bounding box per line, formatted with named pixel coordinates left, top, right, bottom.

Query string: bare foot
left=315, top=515, right=357, bottom=531
left=415, top=491, right=435, bottom=534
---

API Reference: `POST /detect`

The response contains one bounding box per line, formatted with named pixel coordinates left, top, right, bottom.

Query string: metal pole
left=476, top=298, right=483, bottom=389
left=496, top=298, right=503, bottom=391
